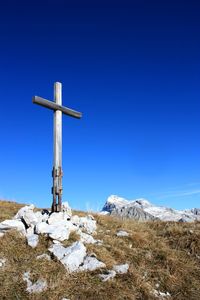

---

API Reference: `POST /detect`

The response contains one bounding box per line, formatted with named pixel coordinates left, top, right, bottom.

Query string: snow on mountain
left=101, top=195, right=200, bottom=222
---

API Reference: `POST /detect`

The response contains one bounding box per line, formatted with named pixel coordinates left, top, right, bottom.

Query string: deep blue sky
left=0, top=0, right=200, bottom=210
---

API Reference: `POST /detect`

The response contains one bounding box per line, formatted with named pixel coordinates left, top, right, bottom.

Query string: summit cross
left=32, top=82, right=82, bottom=212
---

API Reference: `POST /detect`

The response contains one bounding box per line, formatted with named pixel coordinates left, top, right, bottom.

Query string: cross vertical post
left=32, top=82, right=82, bottom=213
left=52, top=82, right=63, bottom=212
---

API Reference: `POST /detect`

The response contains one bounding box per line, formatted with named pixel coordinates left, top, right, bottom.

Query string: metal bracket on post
left=51, top=166, right=63, bottom=212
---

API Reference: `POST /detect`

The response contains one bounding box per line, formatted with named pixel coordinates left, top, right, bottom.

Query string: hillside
left=0, top=200, right=200, bottom=300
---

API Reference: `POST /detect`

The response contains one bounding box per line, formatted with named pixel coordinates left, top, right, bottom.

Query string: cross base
left=51, top=166, right=63, bottom=212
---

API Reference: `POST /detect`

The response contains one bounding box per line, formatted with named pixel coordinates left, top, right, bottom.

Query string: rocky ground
left=0, top=200, right=200, bottom=300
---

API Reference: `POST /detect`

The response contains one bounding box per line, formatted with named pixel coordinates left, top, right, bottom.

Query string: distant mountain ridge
left=101, top=195, right=200, bottom=222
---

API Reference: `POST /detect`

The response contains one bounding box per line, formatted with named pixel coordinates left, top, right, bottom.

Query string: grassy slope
left=0, top=200, right=200, bottom=300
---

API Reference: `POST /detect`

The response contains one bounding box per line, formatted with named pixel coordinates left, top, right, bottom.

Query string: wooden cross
left=32, top=82, right=82, bottom=212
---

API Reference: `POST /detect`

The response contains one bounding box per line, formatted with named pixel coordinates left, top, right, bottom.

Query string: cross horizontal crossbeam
left=32, top=96, right=82, bottom=119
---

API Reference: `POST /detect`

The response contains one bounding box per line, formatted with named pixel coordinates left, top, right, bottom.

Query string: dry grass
left=0, top=200, right=200, bottom=300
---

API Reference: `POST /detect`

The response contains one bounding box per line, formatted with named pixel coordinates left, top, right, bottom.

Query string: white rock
left=49, top=241, right=86, bottom=272
left=23, top=210, right=38, bottom=227
left=35, top=222, right=50, bottom=234
left=35, top=211, right=49, bottom=223
left=79, top=256, right=106, bottom=271
left=0, top=258, right=6, bottom=268
left=99, top=270, right=116, bottom=282
left=48, top=212, right=71, bottom=225
left=36, top=254, right=51, bottom=261
left=36, top=219, right=77, bottom=241
left=0, top=219, right=26, bottom=235
left=113, top=263, right=129, bottom=274
left=26, top=233, right=39, bottom=248
left=23, top=271, right=47, bottom=294
left=49, top=227, right=70, bottom=241
left=116, top=230, right=129, bottom=237
left=71, top=215, right=80, bottom=226
left=79, top=232, right=97, bottom=244
left=0, top=232, right=4, bottom=238
left=61, top=242, right=86, bottom=272
left=152, top=289, right=171, bottom=298
left=26, top=227, right=34, bottom=235
left=53, top=240, right=62, bottom=244
left=49, top=244, right=68, bottom=260
left=61, top=201, right=72, bottom=216
left=14, top=204, right=35, bottom=219
left=79, top=216, right=96, bottom=234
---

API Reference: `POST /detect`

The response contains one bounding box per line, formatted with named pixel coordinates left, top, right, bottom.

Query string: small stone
left=152, top=289, right=171, bottom=298
left=0, top=258, right=6, bottom=268
left=79, top=232, right=97, bottom=244
left=116, top=230, right=129, bottom=237
left=79, top=256, right=106, bottom=271
left=23, top=271, right=47, bottom=294
left=99, top=270, right=116, bottom=282
left=113, top=263, right=129, bottom=274
left=0, top=232, right=4, bottom=238
left=27, top=233, right=39, bottom=248
left=53, top=240, right=62, bottom=244
left=36, top=254, right=51, bottom=261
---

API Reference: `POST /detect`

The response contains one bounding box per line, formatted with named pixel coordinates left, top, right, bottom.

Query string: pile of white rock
left=0, top=202, right=129, bottom=294
left=0, top=202, right=105, bottom=272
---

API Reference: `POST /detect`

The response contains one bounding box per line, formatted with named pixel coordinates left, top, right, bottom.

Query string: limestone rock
left=116, top=230, right=129, bottom=237
left=79, top=232, right=97, bottom=244
left=35, top=211, right=49, bottom=223
left=79, top=216, right=96, bottom=234
left=48, top=212, right=71, bottom=225
left=26, top=233, right=39, bottom=248
left=36, top=254, right=51, bottom=261
left=152, top=289, right=171, bottom=298
left=48, top=244, right=68, bottom=260
left=0, top=258, right=6, bottom=268
left=61, top=201, right=72, bottom=216
left=113, top=263, right=129, bottom=274
left=23, top=210, right=38, bottom=227
left=71, top=215, right=80, bottom=226
left=99, top=270, right=116, bottom=282
left=14, top=205, right=35, bottom=220
left=35, top=222, right=50, bottom=234
left=61, top=242, right=86, bottom=272
left=23, top=271, right=47, bottom=294
left=49, top=227, right=70, bottom=242
left=0, top=219, right=26, bottom=235
left=49, top=241, right=86, bottom=272
left=79, top=256, right=105, bottom=271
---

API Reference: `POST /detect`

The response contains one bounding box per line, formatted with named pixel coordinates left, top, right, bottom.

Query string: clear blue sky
left=0, top=0, right=199, bottom=211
